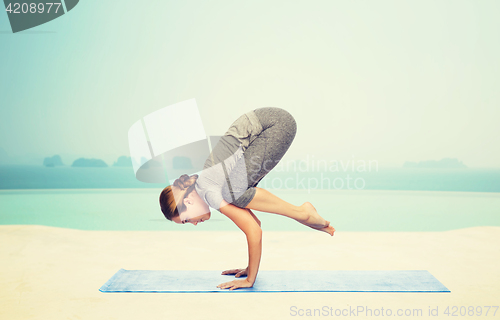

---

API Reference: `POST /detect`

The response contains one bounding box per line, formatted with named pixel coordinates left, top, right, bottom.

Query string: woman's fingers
left=221, top=269, right=238, bottom=275
left=217, top=281, right=234, bottom=289
left=235, top=269, right=247, bottom=277
left=217, top=279, right=253, bottom=290
left=221, top=268, right=245, bottom=275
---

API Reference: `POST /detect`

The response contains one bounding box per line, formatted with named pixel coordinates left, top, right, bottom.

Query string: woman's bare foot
left=299, top=202, right=335, bottom=235
left=320, top=225, right=336, bottom=236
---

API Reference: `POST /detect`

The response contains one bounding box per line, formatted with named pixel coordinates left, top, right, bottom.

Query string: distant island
left=113, top=156, right=133, bottom=167
left=43, top=155, right=64, bottom=167
left=140, top=157, right=162, bottom=169
left=72, top=158, right=108, bottom=167
left=403, top=158, right=467, bottom=168
left=113, top=155, right=163, bottom=168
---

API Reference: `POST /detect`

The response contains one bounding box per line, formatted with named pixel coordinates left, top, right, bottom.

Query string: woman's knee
left=255, top=107, right=297, bottom=134
left=275, top=108, right=297, bottom=142
left=284, top=111, right=297, bottom=138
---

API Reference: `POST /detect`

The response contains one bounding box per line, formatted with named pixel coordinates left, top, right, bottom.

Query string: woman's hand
left=221, top=267, right=248, bottom=278
left=217, top=278, right=254, bottom=290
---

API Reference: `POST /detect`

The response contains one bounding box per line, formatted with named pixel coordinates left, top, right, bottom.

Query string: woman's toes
left=328, top=226, right=335, bottom=236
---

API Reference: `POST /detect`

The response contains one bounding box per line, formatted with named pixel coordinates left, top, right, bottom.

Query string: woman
left=159, top=107, right=335, bottom=291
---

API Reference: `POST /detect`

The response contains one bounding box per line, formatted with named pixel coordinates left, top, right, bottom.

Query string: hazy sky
left=1, top=0, right=499, bottom=168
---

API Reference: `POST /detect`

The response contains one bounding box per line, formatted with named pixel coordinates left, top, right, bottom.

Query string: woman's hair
left=159, top=174, right=198, bottom=221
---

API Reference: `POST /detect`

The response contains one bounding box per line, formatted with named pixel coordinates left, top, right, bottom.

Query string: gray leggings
left=228, top=107, right=297, bottom=208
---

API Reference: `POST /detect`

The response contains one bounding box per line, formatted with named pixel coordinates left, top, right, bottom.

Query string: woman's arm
left=217, top=200, right=262, bottom=289
left=221, top=208, right=261, bottom=278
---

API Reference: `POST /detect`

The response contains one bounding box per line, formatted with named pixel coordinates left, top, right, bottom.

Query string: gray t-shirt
left=195, top=110, right=263, bottom=211
left=194, top=135, right=248, bottom=211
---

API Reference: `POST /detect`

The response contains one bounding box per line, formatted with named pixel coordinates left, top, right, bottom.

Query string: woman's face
left=172, top=189, right=211, bottom=225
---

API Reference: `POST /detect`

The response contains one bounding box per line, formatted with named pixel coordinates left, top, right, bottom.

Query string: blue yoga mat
left=99, top=269, right=450, bottom=293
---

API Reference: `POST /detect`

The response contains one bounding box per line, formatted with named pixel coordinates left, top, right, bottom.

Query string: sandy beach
left=1, top=225, right=499, bottom=319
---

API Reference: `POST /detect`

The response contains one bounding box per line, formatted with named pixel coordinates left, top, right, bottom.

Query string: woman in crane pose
left=159, top=107, right=335, bottom=290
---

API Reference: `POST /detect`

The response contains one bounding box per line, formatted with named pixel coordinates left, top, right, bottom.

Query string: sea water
left=0, top=188, right=499, bottom=232
left=1, top=165, right=500, bottom=192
